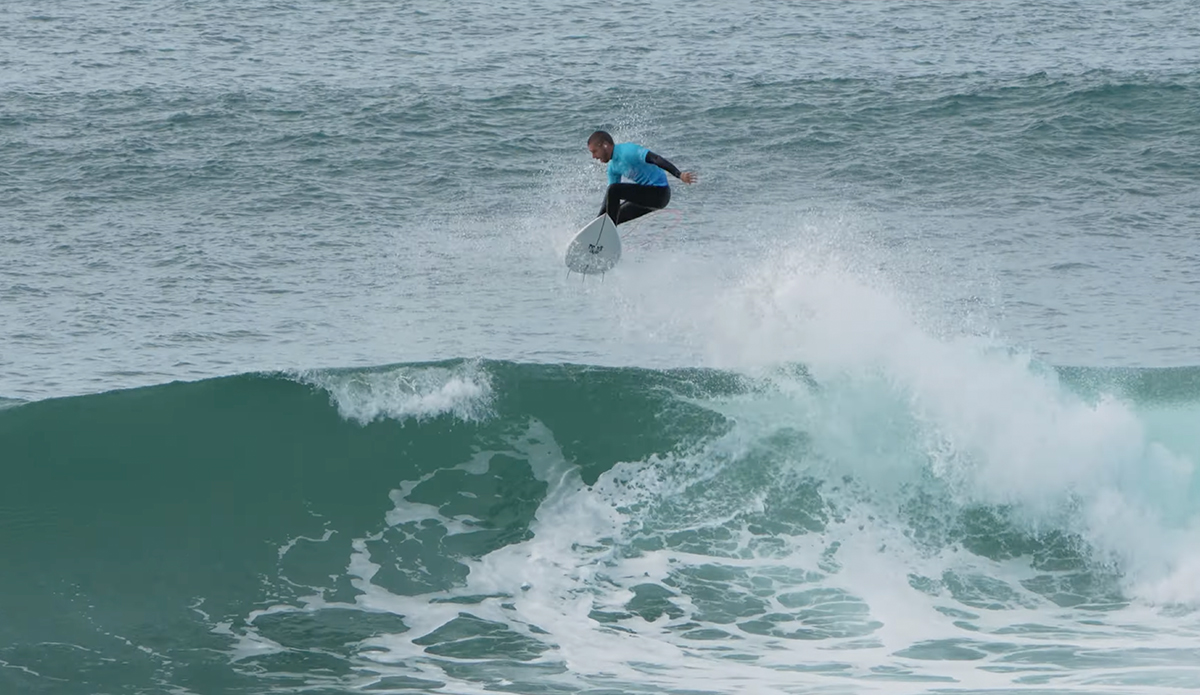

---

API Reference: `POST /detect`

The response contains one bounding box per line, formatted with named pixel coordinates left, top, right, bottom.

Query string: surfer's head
left=588, top=130, right=614, bottom=163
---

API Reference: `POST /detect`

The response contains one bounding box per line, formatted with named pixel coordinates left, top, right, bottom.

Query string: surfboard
left=565, top=215, right=621, bottom=275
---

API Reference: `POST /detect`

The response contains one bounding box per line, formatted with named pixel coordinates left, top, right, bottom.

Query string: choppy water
left=3, top=1, right=1200, bottom=693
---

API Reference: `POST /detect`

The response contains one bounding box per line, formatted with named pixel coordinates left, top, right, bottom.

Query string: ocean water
left=3, top=1, right=1200, bottom=693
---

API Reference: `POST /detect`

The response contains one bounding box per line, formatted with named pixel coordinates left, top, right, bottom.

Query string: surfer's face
left=588, top=141, right=613, bottom=163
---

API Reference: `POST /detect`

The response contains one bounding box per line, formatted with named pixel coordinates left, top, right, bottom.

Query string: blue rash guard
left=607, top=142, right=669, bottom=187
left=597, top=141, right=685, bottom=225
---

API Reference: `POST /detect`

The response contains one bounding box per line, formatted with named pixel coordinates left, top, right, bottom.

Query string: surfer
left=587, top=130, right=696, bottom=226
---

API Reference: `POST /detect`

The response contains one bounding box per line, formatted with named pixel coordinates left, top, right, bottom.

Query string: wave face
left=3, top=359, right=1198, bottom=693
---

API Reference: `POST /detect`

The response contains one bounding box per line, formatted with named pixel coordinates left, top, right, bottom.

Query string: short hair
left=588, top=130, right=614, bottom=147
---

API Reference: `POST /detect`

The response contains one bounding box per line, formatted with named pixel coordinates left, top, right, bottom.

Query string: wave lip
left=292, top=360, right=495, bottom=425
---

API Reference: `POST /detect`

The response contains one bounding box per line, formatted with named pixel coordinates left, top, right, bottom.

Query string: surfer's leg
left=616, top=202, right=655, bottom=224
left=603, top=184, right=637, bottom=224
left=605, top=184, right=671, bottom=226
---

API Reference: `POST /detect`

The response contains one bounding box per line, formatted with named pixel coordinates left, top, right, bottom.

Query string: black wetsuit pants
left=600, top=183, right=671, bottom=226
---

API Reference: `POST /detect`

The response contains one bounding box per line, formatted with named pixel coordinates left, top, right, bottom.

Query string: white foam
left=613, top=223, right=1200, bottom=605
left=294, top=360, right=493, bottom=425
left=237, top=393, right=1200, bottom=693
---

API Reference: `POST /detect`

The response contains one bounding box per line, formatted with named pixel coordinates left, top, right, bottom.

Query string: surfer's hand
left=680, top=171, right=697, bottom=184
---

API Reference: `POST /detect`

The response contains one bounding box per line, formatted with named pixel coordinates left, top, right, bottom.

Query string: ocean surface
left=3, top=1, right=1200, bottom=693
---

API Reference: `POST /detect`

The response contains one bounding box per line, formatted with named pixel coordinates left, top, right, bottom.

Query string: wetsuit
left=599, top=142, right=684, bottom=226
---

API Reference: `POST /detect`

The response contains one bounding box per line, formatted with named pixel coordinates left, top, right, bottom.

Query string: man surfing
left=587, top=130, right=696, bottom=226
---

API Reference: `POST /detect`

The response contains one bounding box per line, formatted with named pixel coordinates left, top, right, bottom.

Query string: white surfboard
left=565, top=215, right=621, bottom=275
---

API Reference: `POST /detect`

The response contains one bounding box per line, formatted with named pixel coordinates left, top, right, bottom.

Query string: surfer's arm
left=645, top=151, right=697, bottom=184
left=644, top=151, right=681, bottom=177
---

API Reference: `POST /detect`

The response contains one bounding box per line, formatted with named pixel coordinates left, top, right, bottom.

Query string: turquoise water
left=3, top=1, right=1200, bottom=693
left=3, top=362, right=1200, bottom=693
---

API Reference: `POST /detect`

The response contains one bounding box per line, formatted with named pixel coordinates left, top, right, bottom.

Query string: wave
left=2, top=357, right=1198, bottom=691
left=3, top=358, right=1198, bottom=578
